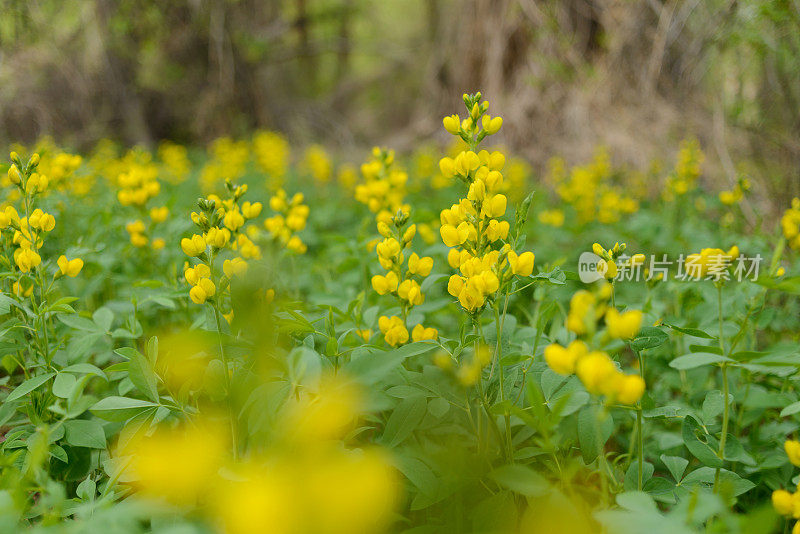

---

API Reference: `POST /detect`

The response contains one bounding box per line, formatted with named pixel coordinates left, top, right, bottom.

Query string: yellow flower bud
left=786, top=440, right=800, bottom=467
left=442, top=114, right=460, bottom=135
left=773, top=489, right=794, bottom=516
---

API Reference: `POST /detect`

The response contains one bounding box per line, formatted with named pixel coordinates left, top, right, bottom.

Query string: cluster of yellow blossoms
left=117, top=157, right=160, bottom=207
left=549, top=148, right=638, bottom=225
left=181, top=181, right=257, bottom=311
left=782, top=198, right=800, bottom=251
left=592, top=242, right=645, bottom=280
left=371, top=210, right=437, bottom=347
left=545, top=282, right=644, bottom=405
left=303, top=144, right=333, bottom=183
left=253, top=130, right=291, bottom=189
left=121, top=376, right=398, bottom=534
left=354, top=147, right=410, bottom=224
left=684, top=246, right=740, bottom=279
left=719, top=176, right=750, bottom=206
left=200, top=137, right=250, bottom=192
left=4, top=153, right=83, bottom=284
left=264, top=189, right=309, bottom=254
left=437, top=93, right=534, bottom=313
left=772, top=440, right=800, bottom=533
left=125, top=206, right=169, bottom=250
left=664, top=138, right=704, bottom=200
left=157, top=141, right=191, bottom=184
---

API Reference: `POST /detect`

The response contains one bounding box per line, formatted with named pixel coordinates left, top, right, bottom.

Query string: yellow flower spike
left=786, top=440, right=800, bottom=467
left=507, top=250, right=535, bottom=277
left=614, top=374, right=646, bottom=405
left=605, top=309, right=643, bottom=339
left=57, top=255, right=84, bottom=278
left=575, top=351, right=617, bottom=395
left=772, top=490, right=794, bottom=516
left=442, top=114, right=461, bottom=135
left=181, top=234, right=207, bottom=257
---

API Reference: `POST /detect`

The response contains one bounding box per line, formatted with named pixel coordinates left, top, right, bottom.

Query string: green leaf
left=489, top=464, right=549, bottom=496
left=662, top=323, right=715, bottom=339
left=90, top=396, right=159, bottom=422
left=6, top=372, right=56, bottom=402
left=92, top=307, right=114, bottom=332
left=346, top=342, right=437, bottom=385
left=64, top=420, right=107, bottom=449
left=114, top=347, right=140, bottom=361
left=669, top=353, right=731, bottom=370
left=660, top=455, right=689, bottom=482
left=780, top=401, right=800, bottom=417
left=578, top=405, right=613, bottom=464
left=52, top=373, right=77, bottom=399
left=382, top=395, right=427, bottom=447
left=630, top=327, right=668, bottom=352
left=58, top=314, right=104, bottom=333
left=681, top=415, right=722, bottom=468
left=428, top=397, right=450, bottom=418
left=127, top=352, right=160, bottom=403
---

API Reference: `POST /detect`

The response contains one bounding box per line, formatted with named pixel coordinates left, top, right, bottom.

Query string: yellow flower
left=481, top=194, right=507, bottom=218
left=181, top=234, right=207, bottom=257
left=398, top=279, right=424, bottom=306
left=440, top=222, right=470, bottom=248
left=223, top=210, right=245, bottom=231
left=442, top=114, right=461, bottom=134
left=605, top=309, right=643, bottom=339
left=576, top=351, right=617, bottom=396
left=223, top=257, right=248, bottom=278
left=371, top=271, right=399, bottom=295
left=241, top=201, right=263, bottom=219
left=507, top=250, right=535, bottom=277
left=481, top=114, right=503, bottom=135
left=57, top=255, right=84, bottom=277
left=184, top=264, right=211, bottom=285
left=189, top=278, right=216, bottom=304
left=149, top=206, right=169, bottom=223
left=408, top=253, right=433, bottom=277
left=685, top=246, right=739, bottom=278
left=14, top=248, right=41, bottom=273
left=412, top=324, right=438, bottom=342
left=786, top=440, right=800, bottom=467
left=773, top=490, right=794, bottom=516
left=122, top=423, right=226, bottom=506
left=544, top=340, right=587, bottom=376
left=613, top=374, right=645, bottom=405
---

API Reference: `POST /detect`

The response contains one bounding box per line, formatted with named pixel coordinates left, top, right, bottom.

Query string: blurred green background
left=1, top=0, right=799, bottom=203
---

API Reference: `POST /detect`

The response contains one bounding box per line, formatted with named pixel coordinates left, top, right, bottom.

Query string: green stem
left=714, top=284, right=730, bottom=493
